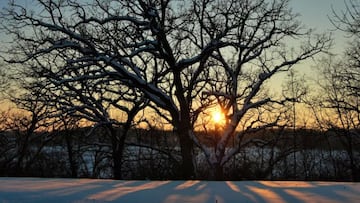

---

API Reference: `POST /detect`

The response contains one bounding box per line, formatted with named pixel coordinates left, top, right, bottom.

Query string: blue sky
left=0, top=0, right=348, bottom=51
left=0, top=0, right=351, bottom=89
left=290, top=0, right=348, bottom=53
left=0, top=0, right=348, bottom=30
left=285, top=0, right=350, bottom=87
left=291, top=0, right=345, bottom=30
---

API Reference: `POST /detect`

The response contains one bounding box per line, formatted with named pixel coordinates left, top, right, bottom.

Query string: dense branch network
left=0, top=0, right=331, bottom=179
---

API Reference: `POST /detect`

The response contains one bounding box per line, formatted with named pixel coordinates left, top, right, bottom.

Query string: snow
left=0, top=178, right=359, bottom=203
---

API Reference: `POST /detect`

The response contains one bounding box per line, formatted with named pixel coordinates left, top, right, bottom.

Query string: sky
left=0, top=0, right=351, bottom=104
left=291, top=0, right=343, bottom=29
left=281, top=0, right=349, bottom=91
left=0, top=0, right=349, bottom=49
left=290, top=0, right=348, bottom=53
left=0, top=0, right=349, bottom=59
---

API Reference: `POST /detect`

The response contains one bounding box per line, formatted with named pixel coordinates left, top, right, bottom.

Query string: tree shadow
left=221, top=181, right=360, bottom=203
left=0, top=178, right=359, bottom=203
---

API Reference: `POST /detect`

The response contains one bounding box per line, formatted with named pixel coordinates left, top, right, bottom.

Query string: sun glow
left=211, top=109, right=225, bottom=125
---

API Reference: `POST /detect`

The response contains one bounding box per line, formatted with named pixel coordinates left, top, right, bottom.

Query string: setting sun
left=212, top=110, right=225, bottom=124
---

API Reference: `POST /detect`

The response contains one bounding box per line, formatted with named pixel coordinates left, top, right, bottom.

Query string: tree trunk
left=179, top=136, right=195, bottom=179
left=177, top=121, right=195, bottom=179
left=65, top=132, right=77, bottom=178
left=109, top=126, right=126, bottom=180
left=209, top=163, right=224, bottom=180
left=346, top=135, right=359, bottom=181
left=15, top=122, right=35, bottom=176
left=112, top=141, right=123, bottom=180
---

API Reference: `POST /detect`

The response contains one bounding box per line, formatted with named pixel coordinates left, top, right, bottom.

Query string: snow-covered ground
left=0, top=178, right=359, bottom=203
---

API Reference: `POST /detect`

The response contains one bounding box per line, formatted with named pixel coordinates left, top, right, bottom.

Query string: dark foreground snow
left=0, top=178, right=359, bottom=203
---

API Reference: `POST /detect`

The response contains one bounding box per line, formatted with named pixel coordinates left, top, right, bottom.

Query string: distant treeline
left=1, top=126, right=359, bottom=181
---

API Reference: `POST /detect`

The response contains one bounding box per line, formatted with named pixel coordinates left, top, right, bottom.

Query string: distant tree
left=315, top=56, right=360, bottom=181
left=0, top=95, right=53, bottom=176
left=10, top=55, right=149, bottom=179
left=281, top=70, right=308, bottom=178
left=0, top=0, right=330, bottom=179
left=58, top=115, right=81, bottom=178
left=313, top=0, right=360, bottom=180
left=331, top=0, right=360, bottom=36
left=330, top=0, right=360, bottom=103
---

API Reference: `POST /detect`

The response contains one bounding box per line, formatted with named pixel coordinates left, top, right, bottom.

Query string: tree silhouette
left=312, top=0, right=360, bottom=181
left=0, top=0, right=331, bottom=179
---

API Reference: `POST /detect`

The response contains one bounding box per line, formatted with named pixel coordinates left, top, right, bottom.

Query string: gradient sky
left=0, top=0, right=349, bottom=52
left=0, top=0, right=349, bottom=47
left=290, top=0, right=348, bottom=53
left=0, top=0, right=352, bottom=95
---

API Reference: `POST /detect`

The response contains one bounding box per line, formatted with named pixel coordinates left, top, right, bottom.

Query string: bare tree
left=331, top=0, right=360, bottom=37
left=281, top=69, right=308, bottom=178
left=0, top=0, right=197, bottom=178
left=17, top=57, right=149, bottom=179
left=314, top=57, right=359, bottom=180
left=330, top=0, right=360, bottom=103
left=316, top=0, right=360, bottom=181
left=190, top=1, right=330, bottom=179
left=0, top=95, right=54, bottom=176
left=0, top=0, right=330, bottom=179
